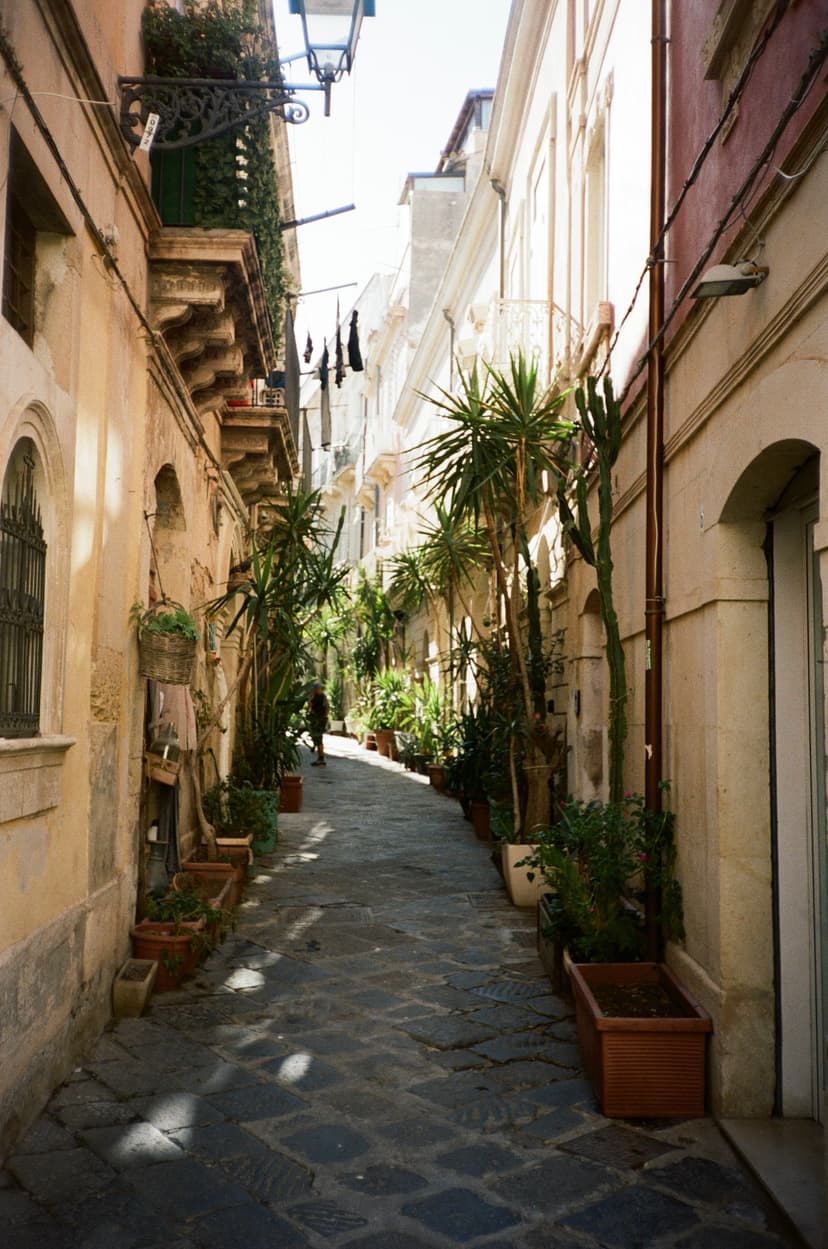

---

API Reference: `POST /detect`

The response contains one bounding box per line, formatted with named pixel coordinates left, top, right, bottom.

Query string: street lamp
left=118, top=0, right=374, bottom=150
left=288, top=0, right=375, bottom=115
left=691, top=260, right=769, bottom=299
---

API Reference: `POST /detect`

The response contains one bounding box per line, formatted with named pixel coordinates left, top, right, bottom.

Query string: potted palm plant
left=543, top=376, right=712, bottom=1115
left=198, top=485, right=347, bottom=840
left=416, top=353, right=573, bottom=839
left=368, top=669, right=414, bottom=759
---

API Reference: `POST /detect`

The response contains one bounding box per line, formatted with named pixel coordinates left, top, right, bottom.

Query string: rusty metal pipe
left=645, top=0, right=668, bottom=960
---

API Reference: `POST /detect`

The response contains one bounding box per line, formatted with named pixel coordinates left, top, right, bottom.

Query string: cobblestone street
left=2, top=738, right=804, bottom=1248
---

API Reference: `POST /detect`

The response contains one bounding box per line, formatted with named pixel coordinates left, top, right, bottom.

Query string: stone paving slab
left=0, top=738, right=805, bottom=1248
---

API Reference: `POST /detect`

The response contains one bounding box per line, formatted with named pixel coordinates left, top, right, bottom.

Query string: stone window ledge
left=0, top=736, right=76, bottom=823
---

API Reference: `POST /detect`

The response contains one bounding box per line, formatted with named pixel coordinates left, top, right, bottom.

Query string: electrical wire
left=602, top=0, right=792, bottom=381
left=0, top=91, right=111, bottom=107
left=620, top=25, right=828, bottom=406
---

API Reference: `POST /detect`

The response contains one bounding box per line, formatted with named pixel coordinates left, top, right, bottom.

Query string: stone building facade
left=0, top=0, right=299, bottom=1153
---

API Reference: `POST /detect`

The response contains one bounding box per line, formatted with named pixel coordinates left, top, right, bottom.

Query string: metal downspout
left=645, top=0, right=668, bottom=961
left=491, top=180, right=507, bottom=299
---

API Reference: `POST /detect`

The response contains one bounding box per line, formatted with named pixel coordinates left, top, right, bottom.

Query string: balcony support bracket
left=118, top=77, right=310, bottom=151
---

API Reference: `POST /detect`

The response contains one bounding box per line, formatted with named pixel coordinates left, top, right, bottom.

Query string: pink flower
left=639, top=853, right=648, bottom=862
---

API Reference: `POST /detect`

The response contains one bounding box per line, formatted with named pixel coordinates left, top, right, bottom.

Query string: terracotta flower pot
left=427, top=763, right=446, bottom=793
left=374, top=728, right=394, bottom=758
left=130, top=919, right=205, bottom=991
left=569, top=960, right=713, bottom=1118
left=469, top=798, right=490, bottom=840
left=279, top=774, right=303, bottom=813
left=180, top=859, right=244, bottom=909
left=215, top=835, right=254, bottom=880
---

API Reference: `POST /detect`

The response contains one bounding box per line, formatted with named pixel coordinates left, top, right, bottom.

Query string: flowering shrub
left=523, top=787, right=684, bottom=962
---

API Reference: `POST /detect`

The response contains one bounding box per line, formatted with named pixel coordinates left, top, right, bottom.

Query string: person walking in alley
left=308, top=680, right=329, bottom=766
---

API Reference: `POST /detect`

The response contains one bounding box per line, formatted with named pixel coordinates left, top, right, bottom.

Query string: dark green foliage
left=523, top=788, right=684, bottom=962
left=557, top=375, right=627, bottom=802
left=350, top=571, right=396, bottom=682
left=414, top=352, right=574, bottom=836
left=208, top=484, right=346, bottom=787
left=202, top=776, right=278, bottom=845
left=142, top=1, right=285, bottom=339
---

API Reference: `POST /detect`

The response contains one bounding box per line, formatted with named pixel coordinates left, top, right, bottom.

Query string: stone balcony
left=463, top=298, right=589, bottom=385
left=148, top=227, right=297, bottom=498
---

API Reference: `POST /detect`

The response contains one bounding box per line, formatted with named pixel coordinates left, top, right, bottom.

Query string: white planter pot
left=502, top=843, right=545, bottom=908
left=112, top=958, right=158, bottom=1017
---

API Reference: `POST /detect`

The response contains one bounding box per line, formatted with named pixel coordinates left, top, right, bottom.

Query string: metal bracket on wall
left=118, top=77, right=310, bottom=151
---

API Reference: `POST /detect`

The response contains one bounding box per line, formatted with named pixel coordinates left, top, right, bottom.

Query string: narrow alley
left=3, top=741, right=803, bottom=1249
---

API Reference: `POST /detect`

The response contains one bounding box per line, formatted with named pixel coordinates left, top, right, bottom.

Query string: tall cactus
left=557, top=376, right=627, bottom=803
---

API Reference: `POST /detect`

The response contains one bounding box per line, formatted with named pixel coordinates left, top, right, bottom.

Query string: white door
left=772, top=495, right=825, bottom=1120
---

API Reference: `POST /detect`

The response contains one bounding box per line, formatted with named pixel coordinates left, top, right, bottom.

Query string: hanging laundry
left=283, top=304, right=301, bottom=436
left=319, top=340, right=329, bottom=390
left=303, top=332, right=313, bottom=364
left=335, top=301, right=345, bottom=387
left=320, top=382, right=331, bottom=448
left=347, top=310, right=364, bottom=371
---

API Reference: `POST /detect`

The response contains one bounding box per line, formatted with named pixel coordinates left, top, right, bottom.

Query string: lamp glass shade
left=288, top=0, right=374, bottom=81
left=691, top=262, right=767, bottom=299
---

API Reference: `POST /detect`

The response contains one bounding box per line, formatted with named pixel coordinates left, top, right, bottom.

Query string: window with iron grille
left=2, top=128, right=72, bottom=348
left=0, top=441, right=46, bottom=737
left=3, top=193, right=35, bottom=346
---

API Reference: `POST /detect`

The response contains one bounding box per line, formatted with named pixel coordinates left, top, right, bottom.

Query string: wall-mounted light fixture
left=691, top=260, right=768, bottom=299
left=119, top=0, right=374, bottom=150
left=288, top=0, right=375, bottom=116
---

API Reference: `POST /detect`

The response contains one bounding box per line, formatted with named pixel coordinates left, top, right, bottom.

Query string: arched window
left=0, top=438, right=46, bottom=736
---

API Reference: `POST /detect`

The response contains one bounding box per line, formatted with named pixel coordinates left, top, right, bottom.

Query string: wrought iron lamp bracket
left=118, top=77, right=311, bottom=151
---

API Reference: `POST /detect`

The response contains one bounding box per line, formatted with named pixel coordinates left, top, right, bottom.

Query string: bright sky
left=272, top=0, right=511, bottom=361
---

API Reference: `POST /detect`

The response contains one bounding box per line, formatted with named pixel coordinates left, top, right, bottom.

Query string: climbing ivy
left=142, top=0, right=286, bottom=343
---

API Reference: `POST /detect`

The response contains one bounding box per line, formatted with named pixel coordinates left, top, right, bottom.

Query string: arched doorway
left=720, top=440, right=826, bottom=1120
left=767, top=454, right=825, bottom=1118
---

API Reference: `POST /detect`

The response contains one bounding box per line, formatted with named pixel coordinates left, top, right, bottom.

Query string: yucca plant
left=415, top=351, right=573, bottom=838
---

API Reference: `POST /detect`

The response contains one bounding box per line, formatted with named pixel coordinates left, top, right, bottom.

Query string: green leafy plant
left=202, top=776, right=278, bottom=845
left=522, top=787, right=684, bottom=963
left=131, top=601, right=197, bottom=639
left=416, top=352, right=574, bottom=838
left=199, top=485, right=346, bottom=807
left=557, top=375, right=625, bottom=801
left=349, top=571, right=396, bottom=683
left=366, top=669, right=415, bottom=732
left=141, top=0, right=286, bottom=335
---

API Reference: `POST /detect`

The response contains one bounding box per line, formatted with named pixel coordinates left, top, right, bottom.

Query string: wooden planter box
left=569, top=961, right=713, bottom=1118
left=112, top=958, right=157, bottom=1017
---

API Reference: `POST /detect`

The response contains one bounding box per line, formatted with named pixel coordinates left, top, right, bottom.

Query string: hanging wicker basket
left=136, top=601, right=197, bottom=686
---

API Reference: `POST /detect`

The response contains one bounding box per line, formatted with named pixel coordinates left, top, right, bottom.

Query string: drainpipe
left=491, top=179, right=507, bottom=299
left=443, top=308, right=456, bottom=390
left=645, top=0, right=668, bottom=961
